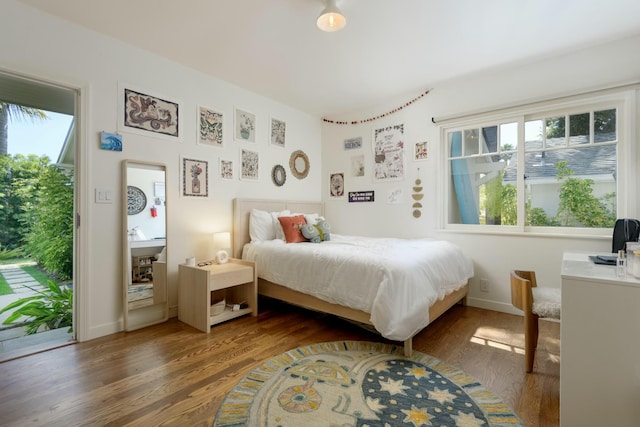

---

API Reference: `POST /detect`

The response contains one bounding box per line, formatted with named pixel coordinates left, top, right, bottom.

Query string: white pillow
left=249, top=209, right=275, bottom=241
left=304, top=213, right=325, bottom=225
left=249, top=209, right=291, bottom=241
left=271, top=210, right=291, bottom=240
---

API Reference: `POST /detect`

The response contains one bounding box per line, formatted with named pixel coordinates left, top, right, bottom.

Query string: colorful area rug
left=127, top=284, right=153, bottom=303
left=214, top=341, right=523, bottom=426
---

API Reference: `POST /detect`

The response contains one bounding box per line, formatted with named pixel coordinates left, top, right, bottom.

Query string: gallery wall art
left=182, top=157, right=208, bottom=197
left=270, top=117, right=286, bottom=147
left=100, top=131, right=122, bottom=151
left=120, top=85, right=180, bottom=140
left=198, top=106, right=224, bottom=147
left=373, top=123, right=405, bottom=182
left=330, top=172, right=345, bottom=198
left=219, top=158, right=234, bottom=180
left=414, top=141, right=428, bottom=161
left=241, top=148, right=259, bottom=180
left=235, top=108, right=256, bottom=143
left=343, top=136, right=362, bottom=150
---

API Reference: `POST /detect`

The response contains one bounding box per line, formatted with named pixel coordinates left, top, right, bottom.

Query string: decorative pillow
left=304, top=213, right=325, bottom=225
left=301, top=223, right=321, bottom=243
left=249, top=209, right=274, bottom=241
left=249, top=209, right=290, bottom=241
left=271, top=210, right=291, bottom=240
left=314, top=219, right=331, bottom=241
left=278, top=215, right=308, bottom=243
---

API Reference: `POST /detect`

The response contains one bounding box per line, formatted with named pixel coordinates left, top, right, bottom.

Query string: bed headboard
left=232, top=198, right=324, bottom=259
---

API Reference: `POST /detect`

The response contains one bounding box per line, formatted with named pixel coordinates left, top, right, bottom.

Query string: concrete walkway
left=0, top=262, right=46, bottom=327
left=0, top=263, right=70, bottom=355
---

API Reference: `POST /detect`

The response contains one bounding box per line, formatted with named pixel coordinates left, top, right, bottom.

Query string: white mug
left=185, top=257, right=196, bottom=266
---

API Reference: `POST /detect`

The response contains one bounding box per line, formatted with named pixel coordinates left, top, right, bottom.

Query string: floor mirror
left=122, top=160, right=168, bottom=331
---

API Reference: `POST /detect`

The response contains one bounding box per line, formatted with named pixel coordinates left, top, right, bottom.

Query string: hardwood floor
left=0, top=298, right=560, bottom=427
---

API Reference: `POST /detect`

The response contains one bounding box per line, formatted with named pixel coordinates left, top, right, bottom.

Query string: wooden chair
left=510, top=270, right=561, bottom=373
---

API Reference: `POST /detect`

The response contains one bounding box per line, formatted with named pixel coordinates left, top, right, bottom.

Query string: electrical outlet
left=480, top=278, right=489, bottom=292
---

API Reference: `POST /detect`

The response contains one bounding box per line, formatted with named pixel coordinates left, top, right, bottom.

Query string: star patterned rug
left=127, top=284, right=153, bottom=303
left=214, top=341, right=523, bottom=426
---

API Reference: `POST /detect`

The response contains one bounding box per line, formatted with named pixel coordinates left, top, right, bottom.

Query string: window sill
left=436, top=227, right=611, bottom=241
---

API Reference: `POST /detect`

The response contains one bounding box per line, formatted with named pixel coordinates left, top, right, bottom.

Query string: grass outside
left=0, top=257, right=29, bottom=296
left=0, top=276, right=11, bottom=295
left=21, top=264, right=54, bottom=287
left=0, top=258, right=54, bottom=295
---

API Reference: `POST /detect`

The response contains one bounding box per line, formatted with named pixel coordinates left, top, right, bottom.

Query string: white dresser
left=560, top=251, right=640, bottom=427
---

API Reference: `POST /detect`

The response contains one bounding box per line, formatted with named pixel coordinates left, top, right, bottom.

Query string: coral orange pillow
left=277, top=215, right=307, bottom=243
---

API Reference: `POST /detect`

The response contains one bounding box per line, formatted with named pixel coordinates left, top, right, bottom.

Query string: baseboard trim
left=466, top=297, right=523, bottom=316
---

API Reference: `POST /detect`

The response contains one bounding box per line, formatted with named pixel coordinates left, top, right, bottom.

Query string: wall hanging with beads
left=412, top=168, right=424, bottom=218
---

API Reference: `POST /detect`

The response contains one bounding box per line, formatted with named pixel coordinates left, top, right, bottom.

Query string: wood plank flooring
left=0, top=298, right=560, bottom=427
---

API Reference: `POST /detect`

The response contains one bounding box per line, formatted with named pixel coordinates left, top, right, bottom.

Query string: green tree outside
left=546, top=109, right=616, bottom=139
left=0, top=154, right=50, bottom=250
left=0, top=103, right=48, bottom=155
left=482, top=161, right=615, bottom=228
left=25, top=165, right=74, bottom=279
left=554, top=160, right=615, bottom=227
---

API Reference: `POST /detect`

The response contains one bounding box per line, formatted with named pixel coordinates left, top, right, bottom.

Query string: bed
left=232, top=198, right=474, bottom=355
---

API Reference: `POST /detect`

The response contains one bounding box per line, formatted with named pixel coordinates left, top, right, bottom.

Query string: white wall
left=1, top=1, right=321, bottom=340
left=322, top=34, right=640, bottom=314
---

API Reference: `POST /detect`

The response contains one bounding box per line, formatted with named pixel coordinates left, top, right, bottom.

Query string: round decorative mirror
left=289, top=150, right=310, bottom=179
left=127, top=185, right=147, bottom=215
left=272, top=164, right=286, bottom=187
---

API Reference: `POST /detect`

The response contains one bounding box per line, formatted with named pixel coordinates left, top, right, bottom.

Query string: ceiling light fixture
left=317, top=0, right=346, bottom=32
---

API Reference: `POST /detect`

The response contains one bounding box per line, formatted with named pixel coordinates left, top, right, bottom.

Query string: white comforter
left=242, top=234, right=474, bottom=341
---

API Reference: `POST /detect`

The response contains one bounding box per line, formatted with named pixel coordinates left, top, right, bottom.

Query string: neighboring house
left=502, top=134, right=617, bottom=217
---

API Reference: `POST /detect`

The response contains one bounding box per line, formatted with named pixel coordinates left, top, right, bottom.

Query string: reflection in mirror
left=122, top=160, right=168, bottom=331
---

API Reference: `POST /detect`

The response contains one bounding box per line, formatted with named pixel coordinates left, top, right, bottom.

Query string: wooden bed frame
left=232, top=198, right=468, bottom=356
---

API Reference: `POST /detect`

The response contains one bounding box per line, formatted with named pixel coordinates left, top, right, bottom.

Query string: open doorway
left=0, top=72, right=77, bottom=360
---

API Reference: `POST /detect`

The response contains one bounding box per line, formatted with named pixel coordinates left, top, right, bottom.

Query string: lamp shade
left=213, top=232, right=231, bottom=264
left=317, top=0, right=346, bottom=32
left=213, top=232, right=231, bottom=250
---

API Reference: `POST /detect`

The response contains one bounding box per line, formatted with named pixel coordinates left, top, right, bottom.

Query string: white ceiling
left=19, top=0, right=640, bottom=117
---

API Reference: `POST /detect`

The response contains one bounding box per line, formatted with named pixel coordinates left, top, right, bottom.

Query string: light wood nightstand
left=178, top=258, right=257, bottom=333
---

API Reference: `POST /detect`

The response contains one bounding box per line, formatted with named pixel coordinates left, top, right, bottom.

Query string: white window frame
left=439, top=88, right=637, bottom=237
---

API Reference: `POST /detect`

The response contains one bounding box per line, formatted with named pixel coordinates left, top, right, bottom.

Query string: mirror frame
left=122, top=159, right=168, bottom=331
left=289, top=150, right=310, bottom=179
left=271, top=164, right=286, bottom=187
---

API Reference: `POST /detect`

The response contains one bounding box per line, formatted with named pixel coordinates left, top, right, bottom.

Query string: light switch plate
left=95, top=187, right=113, bottom=204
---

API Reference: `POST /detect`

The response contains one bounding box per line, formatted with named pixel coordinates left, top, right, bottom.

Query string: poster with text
left=373, top=123, right=404, bottom=181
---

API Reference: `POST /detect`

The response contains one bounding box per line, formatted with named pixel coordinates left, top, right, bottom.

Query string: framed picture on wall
left=344, top=136, right=362, bottom=150
left=373, top=123, right=405, bottom=181
left=330, top=172, right=345, bottom=198
left=219, top=158, right=234, bottom=180
left=270, top=116, right=286, bottom=147
left=181, top=157, right=209, bottom=197
left=414, top=141, right=428, bottom=161
left=241, top=148, right=259, bottom=180
left=234, top=107, right=256, bottom=143
left=351, top=154, right=365, bottom=177
left=100, top=131, right=122, bottom=151
left=198, top=105, right=224, bottom=147
left=118, top=83, right=181, bottom=141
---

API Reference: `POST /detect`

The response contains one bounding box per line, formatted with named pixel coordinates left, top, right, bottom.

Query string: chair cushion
left=532, top=288, right=561, bottom=319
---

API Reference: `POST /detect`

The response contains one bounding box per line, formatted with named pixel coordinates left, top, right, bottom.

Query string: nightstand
left=178, top=258, right=257, bottom=333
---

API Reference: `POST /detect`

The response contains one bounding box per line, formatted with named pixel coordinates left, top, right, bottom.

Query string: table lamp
left=213, top=232, right=231, bottom=264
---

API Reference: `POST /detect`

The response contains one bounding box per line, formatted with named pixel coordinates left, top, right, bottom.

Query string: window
left=444, top=91, right=629, bottom=233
